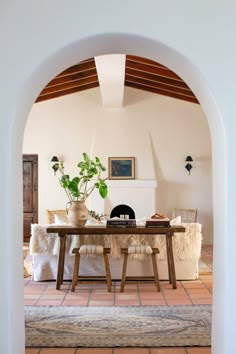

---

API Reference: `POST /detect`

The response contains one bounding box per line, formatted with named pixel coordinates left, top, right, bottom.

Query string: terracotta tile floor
left=25, top=245, right=213, bottom=354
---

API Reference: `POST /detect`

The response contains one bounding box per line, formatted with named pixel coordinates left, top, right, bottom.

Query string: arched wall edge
left=4, top=33, right=226, bottom=353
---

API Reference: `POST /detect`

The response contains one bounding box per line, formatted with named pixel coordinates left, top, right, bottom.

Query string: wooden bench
left=120, top=245, right=160, bottom=292
left=71, top=245, right=112, bottom=292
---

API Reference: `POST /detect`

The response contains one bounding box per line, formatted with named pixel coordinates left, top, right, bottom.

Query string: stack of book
left=106, top=219, right=136, bottom=228
left=145, top=218, right=170, bottom=228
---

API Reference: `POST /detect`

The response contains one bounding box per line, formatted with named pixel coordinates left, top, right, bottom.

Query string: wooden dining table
left=46, top=225, right=185, bottom=290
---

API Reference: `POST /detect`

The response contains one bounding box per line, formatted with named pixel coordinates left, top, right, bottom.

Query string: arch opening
left=4, top=33, right=226, bottom=353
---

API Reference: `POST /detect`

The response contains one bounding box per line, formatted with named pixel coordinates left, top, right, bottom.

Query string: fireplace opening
left=110, top=204, right=136, bottom=219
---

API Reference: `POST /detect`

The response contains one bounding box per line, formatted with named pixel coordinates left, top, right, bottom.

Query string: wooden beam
left=39, top=75, right=98, bottom=96
left=35, top=55, right=197, bottom=104
left=125, top=67, right=190, bottom=90
left=127, top=54, right=169, bottom=69
left=125, top=75, right=195, bottom=98
left=57, top=59, right=96, bottom=77
left=45, top=68, right=98, bottom=88
left=35, top=82, right=99, bottom=103
left=125, top=81, right=199, bottom=104
left=126, top=59, right=183, bottom=81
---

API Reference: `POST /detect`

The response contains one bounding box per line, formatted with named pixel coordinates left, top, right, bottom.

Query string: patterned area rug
left=25, top=305, right=212, bottom=347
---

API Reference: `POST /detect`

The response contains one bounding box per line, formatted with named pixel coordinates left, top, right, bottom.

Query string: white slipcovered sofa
left=30, top=217, right=202, bottom=281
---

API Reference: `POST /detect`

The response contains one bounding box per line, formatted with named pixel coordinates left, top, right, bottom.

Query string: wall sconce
left=51, top=156, right=59, bottom=163
left=185, top=155, right=193, bottom=175
left=51, top=156, right=60, bottom=174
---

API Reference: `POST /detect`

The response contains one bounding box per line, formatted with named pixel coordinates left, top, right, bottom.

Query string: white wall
left=1, top=1, right=235, bottom=353
left=23, top=85, right=212, bottom=243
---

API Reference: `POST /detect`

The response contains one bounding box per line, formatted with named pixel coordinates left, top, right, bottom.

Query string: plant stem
left=85, top=185, right=96, bottom=199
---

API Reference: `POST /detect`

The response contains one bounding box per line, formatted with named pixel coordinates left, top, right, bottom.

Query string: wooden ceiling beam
left=40, top=76, right=98, bottom=96
left=126, top=59, right=183, bottom=81
left=125, top=68, right=192, bottom=90
left=125, top=81, right=199, bottom=104
left=46, top=69, right=98, bottom=88
left=125, top=75, right=195, bottom=98
left=35, top=56, right=198, bottom=104
left=39, top=76, right=98, bottom=96
left=57, top=59, right=96, bottom=77
left=127, top=54, right=169, bottom=69
left=35, top=82, right=99, bottom=103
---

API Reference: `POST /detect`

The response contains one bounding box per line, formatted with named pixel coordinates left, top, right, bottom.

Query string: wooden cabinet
left=23, top=154, right=38, bottom=242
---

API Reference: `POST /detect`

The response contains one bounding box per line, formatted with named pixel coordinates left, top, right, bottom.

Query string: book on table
left=106, top=219, right=136, bottom=228
left=145, top=218, right=170, bottom=227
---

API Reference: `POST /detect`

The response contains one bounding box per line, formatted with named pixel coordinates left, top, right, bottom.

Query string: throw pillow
left=54, top=213, right=68, bottom=225
left=170, top=215, right=182, bottom=225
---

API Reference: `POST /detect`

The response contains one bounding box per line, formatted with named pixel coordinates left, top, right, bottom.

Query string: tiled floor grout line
left=33, top=283, right=48, bottom=306
left=24, top=277, right=213, bottom=306
left=87, top=288, right=93, bottom=306
left=24, top=278, right=31, bottom=287
left=26, top=346, right=211, bottom=353
left=199, top=276, right=213, bottom=294
left=58, top=282, right=69, bottom=306
left=137, top=283, right=142, bottom=305
left=159, top=284, right=169, bottom=306
left=203, top=259, right=213, bottom=268
left=35, top=281, right=58, bottom=305
left=200, top=276, right=213, bottom=294
left=113, top=281, right=117, bottom=305
left=182, top=283, right=194, bottom=305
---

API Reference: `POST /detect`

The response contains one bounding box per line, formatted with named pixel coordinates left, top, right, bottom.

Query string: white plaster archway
left=3, top=34, right=225, bottom=353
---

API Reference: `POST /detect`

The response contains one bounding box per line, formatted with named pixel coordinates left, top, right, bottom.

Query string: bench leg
left=71, top=253, right=80, bottom=292
left=103, top=253, right=112, bottom=292
left=151, top=252, right=160, bottom=292
left=120, top=253, right=128, bottom=292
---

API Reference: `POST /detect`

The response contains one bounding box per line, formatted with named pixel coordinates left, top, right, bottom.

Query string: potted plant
left=52, top=152, right=108, bottom=227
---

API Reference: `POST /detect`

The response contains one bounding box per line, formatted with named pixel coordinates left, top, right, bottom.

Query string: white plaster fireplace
left=88, top=126, right=157, bottom=219
left=89, top=179, right=157, bottom=219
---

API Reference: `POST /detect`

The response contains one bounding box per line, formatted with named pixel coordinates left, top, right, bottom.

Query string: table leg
left=166, top=232, right=177, bottom=289
left=56, top=234, right=66, bottom=290
left=165, top=235, right=172, bottom=284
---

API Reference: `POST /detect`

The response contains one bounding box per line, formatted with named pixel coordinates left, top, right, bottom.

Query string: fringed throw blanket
left=30, top=223, right=202, bottom=262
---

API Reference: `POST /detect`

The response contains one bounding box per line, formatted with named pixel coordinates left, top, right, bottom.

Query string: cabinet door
left=23, top=155, right=38, bottom=242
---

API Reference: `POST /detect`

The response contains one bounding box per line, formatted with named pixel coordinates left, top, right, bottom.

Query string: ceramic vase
left=66, top=200, right=89, bottom=227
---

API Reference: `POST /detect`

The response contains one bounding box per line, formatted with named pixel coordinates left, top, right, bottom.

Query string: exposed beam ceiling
left=35, top=55, right=199, bottom=105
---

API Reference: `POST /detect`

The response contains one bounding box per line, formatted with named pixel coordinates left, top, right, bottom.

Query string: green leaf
left=68, top=180, right=80, bottom=197
left=60, top=175, right=70, bottom=188
left=77, top=161, right=86, bottom=169
left=99, top=184, right=108, bottom=198
left=72, top=176, right=80, bottom=184
left=52, top=153, right=108, bottom=202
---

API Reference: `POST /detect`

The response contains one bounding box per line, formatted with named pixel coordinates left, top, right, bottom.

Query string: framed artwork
left=108, top=157, right=135, bottom=180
